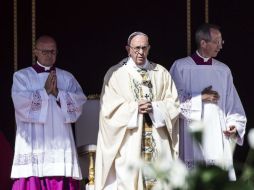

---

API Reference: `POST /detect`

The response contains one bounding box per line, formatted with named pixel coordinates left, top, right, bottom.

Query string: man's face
left=126, top=35, right=150, bottom=65
left=34, top=41, right=57, bottom=67
left=201, top=29, right=223, bottom=58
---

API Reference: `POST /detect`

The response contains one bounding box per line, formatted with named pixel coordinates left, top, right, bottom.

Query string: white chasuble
left=170, top=57, right=247, bottom=180
left=95, top=58, right=180, bottom=190
left=11, top=67, right=86, bottom=179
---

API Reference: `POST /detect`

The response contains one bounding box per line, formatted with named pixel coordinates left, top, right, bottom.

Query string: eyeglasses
left=129, top=45, right=150, bottom=53
left=206, top=40, right=225, bottom=46
left=36, top=48, right=58, bottom=55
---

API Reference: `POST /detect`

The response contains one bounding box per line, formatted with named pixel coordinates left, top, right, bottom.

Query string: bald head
left=35, top=35, right=57, bottom=47
left=34, top=35, right=57, bottom=67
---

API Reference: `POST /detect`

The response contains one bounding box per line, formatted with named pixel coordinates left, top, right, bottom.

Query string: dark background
left=1, top=0, right=253, bottom=177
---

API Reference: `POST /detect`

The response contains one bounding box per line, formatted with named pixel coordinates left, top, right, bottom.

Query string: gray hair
left=195, top=23, right=221, bottom=48
left=127, top=31, right=149, bottom=45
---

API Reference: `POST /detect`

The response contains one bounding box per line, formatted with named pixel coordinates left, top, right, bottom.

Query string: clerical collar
left=191, top=51, right=212, bottom=65
left=127, top=57, right=149, bottom=70
left=32, top=61, right=55, bottom=73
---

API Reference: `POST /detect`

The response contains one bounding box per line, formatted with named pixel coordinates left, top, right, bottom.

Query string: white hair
left=127, top=31, right=148, bottom=45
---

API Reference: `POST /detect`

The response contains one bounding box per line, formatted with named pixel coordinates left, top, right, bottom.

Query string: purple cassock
left=12, top=176, right=80, bottom=190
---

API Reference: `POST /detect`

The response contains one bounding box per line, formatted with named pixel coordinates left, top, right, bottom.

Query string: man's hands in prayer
left=138, top=100, right=153, bottom=114
left=201, top=85, right=220, bottom=104
left=45, top=71, right=58, bottom=97
left=223, top=126, right=238, bottom=138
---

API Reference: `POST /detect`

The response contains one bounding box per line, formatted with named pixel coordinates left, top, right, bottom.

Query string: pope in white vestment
left=95, top=32, right=180, bottom=190
left=95, top=57, right=180, bottom=190
left=170, top=24, right=247, bottom=180
left=11, top=36, right=87, bottom=189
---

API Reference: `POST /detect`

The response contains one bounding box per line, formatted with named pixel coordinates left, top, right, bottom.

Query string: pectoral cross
left=144, top=94, right=150, bottom=100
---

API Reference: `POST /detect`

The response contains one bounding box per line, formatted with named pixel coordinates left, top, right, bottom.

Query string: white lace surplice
left=170, top=57, right=247, bottom=180
left=11, top=67, right=86, bottom=179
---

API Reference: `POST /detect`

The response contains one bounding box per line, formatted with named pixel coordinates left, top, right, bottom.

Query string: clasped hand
left=201, top=85, right=220, bottom=104
left=45, top=71, right=58, bottom=97
left=138, top=100, right=152, bottom=114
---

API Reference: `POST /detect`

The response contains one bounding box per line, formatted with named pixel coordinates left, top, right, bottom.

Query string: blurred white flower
left=248, top=128, right=254, bottom=149
left=188, top=121, right=204, bottom=133
left=150, top=159, right=188, bottom=190
left=152, top=181, right=171, bottom=190
left=153, top=152, right=171, bottom=172
left=168, top=159, right=188, bottom=189
left=188, top=121, right=204, bottom=144
left=142, top=163, right=156, bottom=179
left=128, top=150, right=188, bottom=189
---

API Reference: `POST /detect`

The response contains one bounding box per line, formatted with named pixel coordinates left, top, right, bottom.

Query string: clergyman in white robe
left=170, top=52, right=247, bottom=180
left=11, top=64, right=86, bottom=180
left=95, top=57, right=180, bottom=190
